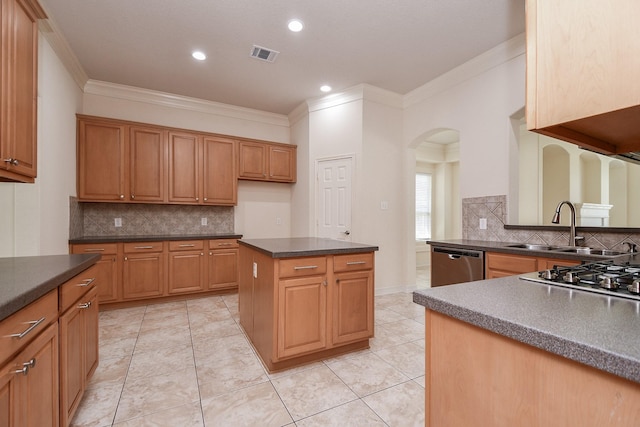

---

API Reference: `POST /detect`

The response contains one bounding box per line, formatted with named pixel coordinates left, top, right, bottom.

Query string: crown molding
left=38, top=19, right=89, bottom=91
left=404, top=33, right=526, bottom=108
left=84, top=80, right=290, bottom=127
left=306, top=84, right=403, bottom=113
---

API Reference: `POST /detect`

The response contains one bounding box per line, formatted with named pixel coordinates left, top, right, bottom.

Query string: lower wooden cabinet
left=240, top=247, right=375, bottom=372
left=0, top=322, right=59, bottom=427
left=485, top=252, right=580, bottom=279
left=122, top=242, right=166, bottom=300
left=71, top=238, right=239, bottom=307
left=168, top=240, right=206, bottom=295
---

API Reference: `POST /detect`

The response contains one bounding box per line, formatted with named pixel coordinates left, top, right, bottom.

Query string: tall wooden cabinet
left=0, top=0, right=46, bottom=182
left=526, top=0, right=640, bottom=154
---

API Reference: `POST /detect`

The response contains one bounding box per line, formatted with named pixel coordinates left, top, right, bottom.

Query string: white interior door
left=316, top=156, right=353, bottom=240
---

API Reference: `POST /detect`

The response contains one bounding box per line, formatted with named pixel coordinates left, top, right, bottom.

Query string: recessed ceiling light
left=320, top=85, right=332, bottom=93
left=192, top=51, right=206, bottom=61
left=288, top=19, right=304, bottom=32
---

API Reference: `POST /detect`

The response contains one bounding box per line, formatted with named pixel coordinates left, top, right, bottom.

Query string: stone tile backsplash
left=462, top=195, right=640, bottom=252
left=69, top=198, right=234, bottom=237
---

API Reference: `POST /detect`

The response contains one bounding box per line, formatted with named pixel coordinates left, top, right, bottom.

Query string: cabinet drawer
left=71, top=243, right=118, bottom=255
left=169, top=240, right=204, bottom=251
left=59, top=265, right=99, bottom=312
left=209, top=239, right=239, bottom=250
left=0, top=289, right=58, bottom=363
left=279, top=257, right=327, bottom=278
left=123, top=241, right=164, bottom=253
left=333, top=253, right=374, bottom=272
left=486, top=252, right=537, bottom=274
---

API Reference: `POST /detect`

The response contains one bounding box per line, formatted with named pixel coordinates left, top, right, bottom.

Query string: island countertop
left=413, top=276, right=640, bottom=384
left=0, top=254, right=101, bottom=321
left=238, top=237, right=379, bottom=258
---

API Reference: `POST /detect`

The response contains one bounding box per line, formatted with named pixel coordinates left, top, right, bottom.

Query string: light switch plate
left=479, top=218, right=487, bottom=230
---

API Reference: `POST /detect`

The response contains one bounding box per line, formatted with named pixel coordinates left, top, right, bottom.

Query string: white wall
left=404, top=34, right=526, bottom=204
left=0, top=34, right=83, bottom=257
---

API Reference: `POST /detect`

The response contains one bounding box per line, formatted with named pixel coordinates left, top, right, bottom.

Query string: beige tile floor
left=70, top=291, right=426, bottom=427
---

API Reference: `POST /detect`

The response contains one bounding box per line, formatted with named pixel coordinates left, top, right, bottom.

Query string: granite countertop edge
left=69, top=234, right=243, bottom=244
left=0, top=254, right=100, bottom=322
left=239, top=237, right=379, bottom=258
left=413, top=285, right=640, bottom=384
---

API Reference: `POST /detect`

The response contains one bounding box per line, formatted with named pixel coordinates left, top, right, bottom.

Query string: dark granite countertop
left=413, top=276, right=640, bottom=383
left=426, top=239, right=635, bottom=262
left=69, top=234, right=242, bottom=244
left=0, top=254, right=100, bottom=321
left=239, top=237, right=379, bottom=258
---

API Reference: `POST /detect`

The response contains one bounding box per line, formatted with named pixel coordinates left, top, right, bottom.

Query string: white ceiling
left=38, top=0, right=525, bottom=115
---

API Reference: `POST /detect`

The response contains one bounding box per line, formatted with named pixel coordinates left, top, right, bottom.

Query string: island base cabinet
left=425, top=310, right=640, bottom=427
left=277, top=276, right=327, bottom=359
left=0, top=322, right=59, bottom=427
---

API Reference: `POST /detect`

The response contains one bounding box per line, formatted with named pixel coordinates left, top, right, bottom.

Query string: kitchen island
left=238, top=238, right=378, bottom=372
left=414, top=276, right=640, bottom=426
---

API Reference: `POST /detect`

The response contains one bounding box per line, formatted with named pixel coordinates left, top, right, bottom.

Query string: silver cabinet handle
left=23, top=358, right=36, bottom=369
left=83, top=248, right=104, bottom=252
left=218, top=243, right=234, bottom=246
left=134, top=246, right=154, bottom=249
left=3, top=158, right=19, bottom=166
left=179, top=244, right=195, bottom=247
left=14, top=365, right=29, bottom=375
left=346, top=261, right=367, bottom=265
left=78, top=302, right=92, bottom=309
left=293, top=265, right=318, bottom=270
left=77, top=278, right=95, bottom=287
left=9, top=317, right=45, bottom=339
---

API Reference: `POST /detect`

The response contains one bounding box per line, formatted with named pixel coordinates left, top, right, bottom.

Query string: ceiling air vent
left=250, top=45, right=279, bottom=63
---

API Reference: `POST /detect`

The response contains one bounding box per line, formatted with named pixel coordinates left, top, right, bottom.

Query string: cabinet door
left=485, top=252, right=538, bottom=278
left=168, top=131, right=200, bottom=203
left=277, top=275, right=327, bottom=359
left=202, top=137, right=237, bottom=205
left=208, top=249, right=238, bottom=289
left=0, top=0, right=43, bottom=182
left=168, top=250, right=205, bottom=294
left=123, top=252, right=165, bottom=300
left=129, top=126, right=166, bottom=202
left=59, top=286, right=98, bottom=427
left=77, top=118, right=126, bottom=201
left=332, top=270, right=374, bottom=345
left=268, top=145, right=296, bottom=182
left=238, top=141, right=267, bottom=180
left=0, top=322, right=59, bottom=427
left=70, top=244, right=121, bottom=304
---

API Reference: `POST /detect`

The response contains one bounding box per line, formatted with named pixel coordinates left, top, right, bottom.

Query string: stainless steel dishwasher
left=430, top=246, right=484, bottom=287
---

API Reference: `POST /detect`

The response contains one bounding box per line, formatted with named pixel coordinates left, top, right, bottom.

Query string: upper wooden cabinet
left=77, top=115, right=286, bottom=205
left=526, top=0, right=640, bottom=154
left=0, top=0, right=46, bottom=183
left=238, top=141, right=296, bottom=183
left=78, top=116, right=166, bottom=203
left=168, top=132, right=237, bottom=205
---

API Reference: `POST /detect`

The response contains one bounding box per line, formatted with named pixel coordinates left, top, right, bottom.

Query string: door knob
left=343, top=230, right=350, bottom=236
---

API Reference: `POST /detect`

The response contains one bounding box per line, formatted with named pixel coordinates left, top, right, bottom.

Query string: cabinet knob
left=195, top=197, right=199, bottom=201
left=120, top=195, right=125, bottom=199
left=204, top=198, right=207, bottom=201
left=131, top=194, right=135, bottom=199
left=3, top=158, right=19, bottom=166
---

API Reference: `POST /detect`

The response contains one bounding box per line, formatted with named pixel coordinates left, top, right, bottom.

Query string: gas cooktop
left=520, top=260, right=640, bottom=302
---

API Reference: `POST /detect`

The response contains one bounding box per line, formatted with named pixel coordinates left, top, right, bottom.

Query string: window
left=416, top=173, right=432, bottom=240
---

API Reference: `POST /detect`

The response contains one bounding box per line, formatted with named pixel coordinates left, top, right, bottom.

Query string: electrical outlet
left=276, top=217, right=282, bottom=225
left=201, top=217, right=208, bottom=226
left=380, top=201, right=389, bottom=210
left=479, top=218, right=487, bottom=230
left=114, top=218, right=122, bottom=227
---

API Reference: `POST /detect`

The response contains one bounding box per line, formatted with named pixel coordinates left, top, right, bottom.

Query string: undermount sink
left=506, top=244, right=556, bottom=251
left=506, top=244, right=626, bottom=257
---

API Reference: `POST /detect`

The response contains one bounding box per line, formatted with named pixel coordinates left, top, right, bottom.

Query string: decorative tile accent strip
left=77, top=203, right=234, bottom=236
left=462, top=195, right=640, bottom=252
left=69, top=197, right=84, bottom=239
